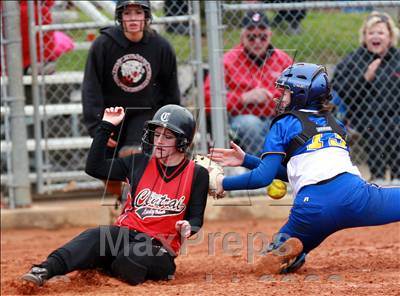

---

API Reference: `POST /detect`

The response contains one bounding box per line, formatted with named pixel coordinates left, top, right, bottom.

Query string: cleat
left=254, top=237, right=303, bottom=275
left=281, top=252, right=306, bottom=274
left=21, top=266, right=49, bottom=286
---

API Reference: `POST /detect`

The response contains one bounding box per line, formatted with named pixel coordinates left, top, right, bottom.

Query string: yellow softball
left=267, top=179, right=287, bottom=200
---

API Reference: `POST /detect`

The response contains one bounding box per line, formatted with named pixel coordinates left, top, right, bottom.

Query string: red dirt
left=2, top=219, right=399, bottom=295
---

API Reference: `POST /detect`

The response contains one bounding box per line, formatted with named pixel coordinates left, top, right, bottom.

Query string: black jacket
left=82, top=26, right=180, bottom=145
left=331, top=46, right=400, bottom=130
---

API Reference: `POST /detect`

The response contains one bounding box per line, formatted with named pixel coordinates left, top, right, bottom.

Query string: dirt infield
left=1, top=219, right=399, bottom=296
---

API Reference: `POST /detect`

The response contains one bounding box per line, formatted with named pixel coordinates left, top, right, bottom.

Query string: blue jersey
left=263, top=112, right=349, bottom=157
left=262, top=109, right=360, bottom=195
left=222, top=109, right=399, bottom=256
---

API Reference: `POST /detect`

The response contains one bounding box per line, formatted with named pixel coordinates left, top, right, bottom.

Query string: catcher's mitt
left=193, top=155, right=225, bottom=198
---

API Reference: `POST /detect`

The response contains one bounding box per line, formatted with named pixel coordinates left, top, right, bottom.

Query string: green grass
left=222, top=11, right=367, bottom=65
left=55, top=11, right=368, bottom=71
left=56, top=49, right=88, bottom=72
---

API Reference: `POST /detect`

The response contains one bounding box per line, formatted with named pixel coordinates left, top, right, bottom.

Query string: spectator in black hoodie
left=82, top=0, right=180, bottom=200
left=332, top=11, right=400, bottom=182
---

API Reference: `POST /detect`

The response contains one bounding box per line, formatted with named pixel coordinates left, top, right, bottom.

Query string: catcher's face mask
left=274, top=85, right=292, bottom=115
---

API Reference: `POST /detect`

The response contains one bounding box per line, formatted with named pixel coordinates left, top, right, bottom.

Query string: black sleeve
left=184, top=165, right=209, bottom=235
left=82, top=38, right=105, bottom=137
left=157, top=39, right=181, bottom=107
left=85, top=121, right=132, bottom=181
left=276, top=164, right=289, bottom=182
left=331, top=50, right=371, bottom=106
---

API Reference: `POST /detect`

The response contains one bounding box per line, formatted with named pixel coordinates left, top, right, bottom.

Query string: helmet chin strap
left=154, top=146, right=186, bottom=167
left=155, top=149, right=170, bottom=160
left=152, top=143, right=177, bottom=160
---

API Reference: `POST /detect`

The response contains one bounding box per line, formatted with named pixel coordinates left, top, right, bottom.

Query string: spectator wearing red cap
left=204, top=11, right=293, bottom=155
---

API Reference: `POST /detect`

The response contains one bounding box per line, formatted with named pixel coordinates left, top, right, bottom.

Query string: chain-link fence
left=1, top=1, right=399, bottom=204
left=1, top=0, right=206, bottom=200
left=205, top=1, right=400, bottom=187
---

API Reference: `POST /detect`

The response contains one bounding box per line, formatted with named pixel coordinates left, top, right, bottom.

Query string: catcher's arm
left=193, top=155, right=225, bottom=199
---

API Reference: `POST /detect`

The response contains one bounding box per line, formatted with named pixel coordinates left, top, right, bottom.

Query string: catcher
left=21, top=105, right=209, bottom=286
left=210, top=63, right=400, bottom=274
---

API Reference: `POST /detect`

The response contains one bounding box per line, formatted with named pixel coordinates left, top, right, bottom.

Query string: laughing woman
left=331, top=11, right=400, bottom=182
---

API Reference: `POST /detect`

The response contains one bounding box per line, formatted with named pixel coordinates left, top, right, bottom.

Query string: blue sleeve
left=223, top=116, right=300, bottom=191
left=223, top=154, right=284, bottom=190
left=242, top=154, right=261, bottom=169
left=242, top=153, right=288, bottom=181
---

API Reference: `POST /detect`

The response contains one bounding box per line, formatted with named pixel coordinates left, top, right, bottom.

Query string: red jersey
left=115, top=157, right=195, bottom=255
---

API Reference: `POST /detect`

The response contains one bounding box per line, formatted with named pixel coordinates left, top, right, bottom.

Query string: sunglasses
left=366, top=13, right=389, bottom=23
left=246, top=33, right=269, bottom=42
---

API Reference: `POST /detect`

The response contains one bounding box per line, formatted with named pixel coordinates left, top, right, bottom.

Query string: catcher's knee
left=111, top=254, right=147, bottom=285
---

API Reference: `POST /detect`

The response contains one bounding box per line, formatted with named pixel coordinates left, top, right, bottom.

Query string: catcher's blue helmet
left=275, top=63, right=331, bottom=113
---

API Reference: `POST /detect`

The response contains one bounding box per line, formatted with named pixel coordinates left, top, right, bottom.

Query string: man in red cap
left=204, top=11, right=293, bottom=156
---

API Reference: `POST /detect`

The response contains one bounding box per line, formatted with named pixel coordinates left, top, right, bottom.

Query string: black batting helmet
left=142, top=105, right=196, bottom=154
left=115, top=0, right=152, bottom=27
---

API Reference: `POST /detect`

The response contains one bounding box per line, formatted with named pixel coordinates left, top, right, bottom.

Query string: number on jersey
left=307, top=133, right=347, bottom=151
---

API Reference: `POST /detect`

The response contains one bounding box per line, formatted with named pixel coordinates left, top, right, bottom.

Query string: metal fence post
left=1, top=30, right=14, bottom=206
left=3, top=0, right=31, bottom=206
left=192, top=1, right=208, bottom=154
left=205, top=1, right=229, bottom=149
left=28, top=0, right=45, bottom=194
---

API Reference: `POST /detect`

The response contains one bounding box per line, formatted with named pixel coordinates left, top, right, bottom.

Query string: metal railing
left=2, top=1, right=399, bottom=205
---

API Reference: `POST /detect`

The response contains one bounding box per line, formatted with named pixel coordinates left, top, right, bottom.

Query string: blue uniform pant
left=280, top=173, right=400, bottom=254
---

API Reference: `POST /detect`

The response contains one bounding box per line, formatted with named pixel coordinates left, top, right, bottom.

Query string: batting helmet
left=115, top=0, right=152, bottom=27
left=275, top=63, right=331, bottom=113
left=142, top=105, right=196, bottom=154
